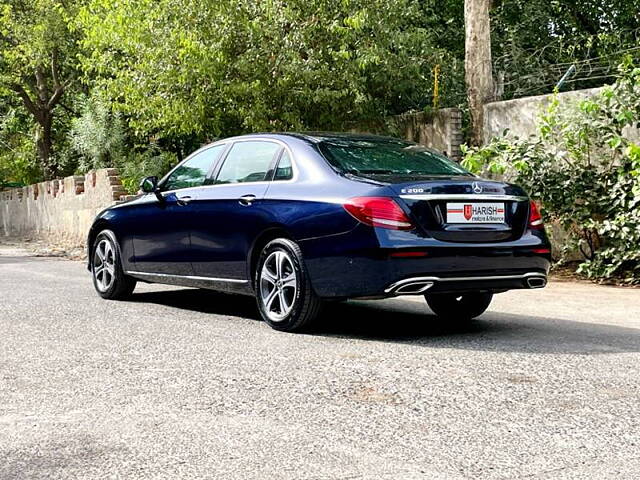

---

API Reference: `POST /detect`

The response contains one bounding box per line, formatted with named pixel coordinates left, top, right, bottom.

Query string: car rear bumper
left=383, top=272, right=547, bottom=296
left=299, top=225, right=552, bottom=298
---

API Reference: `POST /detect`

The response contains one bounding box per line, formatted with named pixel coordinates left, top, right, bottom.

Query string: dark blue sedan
left=88, top=133, right=551, bottom=332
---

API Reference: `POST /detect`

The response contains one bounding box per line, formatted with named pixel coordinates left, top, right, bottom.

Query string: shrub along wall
left=0, top=169, right=128, bottom=247
left=464, top=64, right=640, bottom=283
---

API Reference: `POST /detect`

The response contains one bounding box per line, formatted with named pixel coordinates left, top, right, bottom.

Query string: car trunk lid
left=388, top=178, right=530, bottom=242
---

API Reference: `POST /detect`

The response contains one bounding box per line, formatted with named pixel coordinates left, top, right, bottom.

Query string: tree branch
left=51, top=50, right=61, bottom=89
left=9, top=83, right=41, bottom=121
left=47, top=85, right=65, bottom=109
left=0, top=32, right=18, bottom=47
left=45, top=50, right=72, bottom=109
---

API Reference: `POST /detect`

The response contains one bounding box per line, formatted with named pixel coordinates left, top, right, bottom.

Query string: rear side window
left=215, top=141, right=281, bottom=184
left=163, top=145, right=225, bottom=191
left=273, top=151, right=293, bottom=181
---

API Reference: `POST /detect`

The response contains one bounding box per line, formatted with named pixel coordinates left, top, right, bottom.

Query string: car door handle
left=176, top=195, right=193, bottom=206
left=238, top=194, right=257, bottom=206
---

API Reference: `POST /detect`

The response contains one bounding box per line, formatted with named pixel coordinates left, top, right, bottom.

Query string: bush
left=68, top=93, right=127, bottom=172
left=462, top=60, right=640, bottom=284
left=0, top=106, right=41, bottom=185
left=117, top=149, right=177, bottom=194
left=66, top=92, right=178, bottom=194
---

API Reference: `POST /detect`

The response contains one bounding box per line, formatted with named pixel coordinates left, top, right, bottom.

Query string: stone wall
left=353, top=107, right=464, bottom=160
left=483, top=87, right=640, bottom=143
left=0, top=169, right=126, bottom=247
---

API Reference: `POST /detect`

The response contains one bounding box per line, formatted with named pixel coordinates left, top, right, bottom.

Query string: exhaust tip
left=526, top=277, right=547, bottom=289
left=394, top=281, right=434, bottom=295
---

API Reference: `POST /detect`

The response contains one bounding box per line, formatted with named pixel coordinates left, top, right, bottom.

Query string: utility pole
left=465, top=0, right=494, bottom=146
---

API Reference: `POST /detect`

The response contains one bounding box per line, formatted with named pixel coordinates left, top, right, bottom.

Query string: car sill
left=125, top=270, right=248, bottom=284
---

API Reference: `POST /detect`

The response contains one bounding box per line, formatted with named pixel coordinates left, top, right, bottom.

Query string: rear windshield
left=318, top=138, right=469, bottom=176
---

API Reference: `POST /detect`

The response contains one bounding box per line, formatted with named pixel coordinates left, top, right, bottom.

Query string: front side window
left=215, top=141, right=281, bottom=184
left=318, top=138, right=470, bottom=177
left=163, top=145, right=225, bottom=191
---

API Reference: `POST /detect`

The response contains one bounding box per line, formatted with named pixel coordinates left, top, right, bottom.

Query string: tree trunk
left=10, top=54, right=66, bottom=180
left=36, top=112, right=56, bottom=180
left=465, top=0, right=494, bottom=146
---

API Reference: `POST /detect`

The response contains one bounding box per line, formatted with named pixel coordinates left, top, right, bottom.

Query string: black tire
left=424, top=292, right=493, bottom=321
left=255, top=238, right=322, bottom=332
left=91, top=230, right=137, bottom=300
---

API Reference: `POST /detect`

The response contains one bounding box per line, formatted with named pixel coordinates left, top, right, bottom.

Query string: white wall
left=0, top=169, right=126, bottom=246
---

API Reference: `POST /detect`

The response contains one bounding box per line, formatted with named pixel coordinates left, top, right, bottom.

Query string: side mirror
left=139, top=176, right=158, bottom=193
left=139, top=176, right=164, bottom=202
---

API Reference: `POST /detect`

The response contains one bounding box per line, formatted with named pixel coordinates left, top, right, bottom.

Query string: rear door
left=189, top=140, right=283, bottom=279
left=392, top=179, right=530, bottom=243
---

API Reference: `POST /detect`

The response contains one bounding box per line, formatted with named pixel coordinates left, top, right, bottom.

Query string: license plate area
left=446, top=202, right=505, bottom=224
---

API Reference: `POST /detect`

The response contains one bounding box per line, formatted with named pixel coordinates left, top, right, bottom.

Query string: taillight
left=343, top=197, right=414, bottom=230
left=529, top=200, right=544, bottom=229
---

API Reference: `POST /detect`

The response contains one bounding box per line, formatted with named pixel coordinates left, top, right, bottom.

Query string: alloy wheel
left=259, top=250, right=297, bottom=322
left=93, top=239, right=116, bottom=292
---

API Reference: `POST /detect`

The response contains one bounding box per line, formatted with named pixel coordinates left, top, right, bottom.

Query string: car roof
left=223, top=131, right=407, bottom=145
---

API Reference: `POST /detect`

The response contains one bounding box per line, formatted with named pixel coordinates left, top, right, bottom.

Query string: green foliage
left=68, top=93, right=127, bottom=172
left=77, top=0, right=464, bottom=142
left=0, top=100, right=40, bottom=184
left=462, top=61, right=640, bottom=283
left=492, top=0, right=640, bottom=98
left=0, top=0, right=77, bottom=79
left=0, top=134, right=39, bottom=185
left=117, top=149, right=176, bottom=195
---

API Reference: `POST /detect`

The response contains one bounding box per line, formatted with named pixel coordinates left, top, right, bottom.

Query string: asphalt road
left=1, top=249, right=639, bottom=479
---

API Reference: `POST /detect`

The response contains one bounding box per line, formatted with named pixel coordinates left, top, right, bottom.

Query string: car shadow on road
left=129, top=288, right=640, bottom=355
left=316, top=298, right=640, bottom=355
left=130, top=288, right=262, bottom=320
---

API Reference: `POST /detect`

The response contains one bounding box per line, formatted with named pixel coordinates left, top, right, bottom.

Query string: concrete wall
left=353, top=108, right=464, bottom=160
left=484, top=87, right=640, bottom=143
left=0, top=169, right=126, bottom=247
left=392, top=108, right=464, bottom=160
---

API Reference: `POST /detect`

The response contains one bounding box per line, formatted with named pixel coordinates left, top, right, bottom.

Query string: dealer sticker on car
left=446, top=203, right=505, bottom=224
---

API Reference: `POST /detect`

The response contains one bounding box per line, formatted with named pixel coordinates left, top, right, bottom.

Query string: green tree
left=492, top=0, right=640, bottom=98
left=77, top=0, right=463, bottom=145
left=68, top=92, right=126, bottom=172
left=0, top=98, right=39, bottom=185
left=0, top=0, right=82, bottom=179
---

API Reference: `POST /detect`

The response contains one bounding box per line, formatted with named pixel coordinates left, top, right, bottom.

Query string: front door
left=189, top=140, right=283, bottom=279
left=132, top=144, right=226, bottom=275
